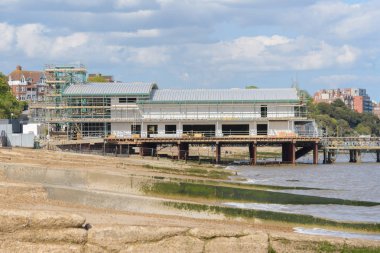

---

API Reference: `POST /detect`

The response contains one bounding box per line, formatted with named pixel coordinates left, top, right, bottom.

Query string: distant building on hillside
left=313, top=88, right=372, bottom=113
left=373, top=102, right=380, bottom=119
left=88, top=73, right=114, bottom=82
left=7, top=65, right=46, bottom=102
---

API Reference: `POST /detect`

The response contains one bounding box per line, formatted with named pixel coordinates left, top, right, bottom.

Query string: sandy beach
left=1, top=147, right=379, bottom=252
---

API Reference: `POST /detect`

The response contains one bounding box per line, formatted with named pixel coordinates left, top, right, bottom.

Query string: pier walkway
left=320, top=137, right=380, bottom=163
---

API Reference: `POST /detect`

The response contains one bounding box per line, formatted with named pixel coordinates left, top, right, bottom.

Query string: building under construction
left=29, top=64, right=87, bottom=123
left=34, top=81, right=316, bottom=139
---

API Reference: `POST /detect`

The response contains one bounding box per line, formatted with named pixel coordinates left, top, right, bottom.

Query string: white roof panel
left=63, top=82, right=157, bottom=96
left=148, top=88, right=298, bottom=103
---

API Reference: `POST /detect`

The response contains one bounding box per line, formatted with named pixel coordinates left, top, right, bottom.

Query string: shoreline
left=1, top=147, right=380, bottom=251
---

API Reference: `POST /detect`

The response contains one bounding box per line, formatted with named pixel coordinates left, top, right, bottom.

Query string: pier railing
left=320, top=137, right=380, bottom=150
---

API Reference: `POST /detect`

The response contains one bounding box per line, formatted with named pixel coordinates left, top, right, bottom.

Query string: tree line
left=308, top=97, right=380, bottom=137
left=0, top=73, right=26, bottom=119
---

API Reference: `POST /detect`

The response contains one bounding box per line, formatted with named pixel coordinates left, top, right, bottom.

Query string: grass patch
left=273, top=240, right=380, bottom=253
left=342, top=247, right=380, bottom=253
left=164, top=202, right=380, bottom=232
left=145, top=181, right=380, bottom=206
left=268, top=244, right=277, bottom=253
left=222, top=181, right=327, bottom=191
left=143, top=164, right=232, bottom=179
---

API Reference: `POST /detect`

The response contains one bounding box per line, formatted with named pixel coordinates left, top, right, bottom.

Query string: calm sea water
left=225, top=157, right=380, bottom=239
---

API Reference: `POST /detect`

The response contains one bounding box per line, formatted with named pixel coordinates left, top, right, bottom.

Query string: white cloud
left=109, top=29, right=160, bottom=38
left=127, top=46, right=169, bottom=66
left=15, top=24, right=50, bottom=57
left=193, top=35, right=360, bottom=72
left=115, top=0, right=140, bottom=8
left=313, top=74, right=359, bottom=88
left=14, top=23, right=88, bottom=58
left=51, top=33, right=89, bottom=57
left=0, top=23, right=14, bottom=52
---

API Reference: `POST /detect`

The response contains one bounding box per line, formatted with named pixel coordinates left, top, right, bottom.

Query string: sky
left=1, top=0, right=380, bottom=100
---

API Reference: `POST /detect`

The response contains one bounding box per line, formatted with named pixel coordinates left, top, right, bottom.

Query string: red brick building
left=7, top=65, right=46, bottom=102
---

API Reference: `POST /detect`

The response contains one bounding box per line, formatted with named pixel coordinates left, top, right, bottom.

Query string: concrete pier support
left=349, top=150, right=361, bottom=163
left=356, top=150, right=361, bottom=163
left=248, top=142, right=257, bottom=165
left=282, top=142, right=295, bottom=165
left=327, top=150, right=333, bottom=164
left=313, top=142, right=318, bottom=164
left=215, top=143, right=221, bottom=164
left=349, top=150, right=356, bottom=163
left=178, top=142, right=189, bottom=160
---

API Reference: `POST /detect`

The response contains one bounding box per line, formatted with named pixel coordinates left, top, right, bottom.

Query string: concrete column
left=249, top=142, right=257, bottom=165
left=327, top=150, right=332, bottom=164
left=290, top=142, right=295, bottom=165
left=178, top=142, right=189, bottom=160
left=323, top=149, right=327, bottom=164
left=349, top=150, right=355, bottom=163
left=313, top=142, right=318, bottom=165
left=356, top=150, right=361, bottom=163
left=215, top=143, right=221, bottom=164
left=282, top=142, right=296, bottom=165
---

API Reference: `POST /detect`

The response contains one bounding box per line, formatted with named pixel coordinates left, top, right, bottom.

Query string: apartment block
left=313, top=88, right=372, bottom=113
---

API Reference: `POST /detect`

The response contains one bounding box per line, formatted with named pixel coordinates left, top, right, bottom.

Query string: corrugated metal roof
left=63, top=82, right=157, bottom=96
left=144, top=88, right=299, bottom=103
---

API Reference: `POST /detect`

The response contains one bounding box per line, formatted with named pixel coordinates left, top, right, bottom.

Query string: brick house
left=8, top=65, right=46, bottom=102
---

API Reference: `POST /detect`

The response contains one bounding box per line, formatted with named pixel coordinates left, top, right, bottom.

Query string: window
left=165, top=125, right=176, bottom=134
left=294, top=106, right=300, bottom=117
left=260, top=105, right=267, bottom=118
left=119, top=97, right=127, bottom=103
left=131, top=125, right=141, bottom=134
left=127, top=97, right=137, bottom=103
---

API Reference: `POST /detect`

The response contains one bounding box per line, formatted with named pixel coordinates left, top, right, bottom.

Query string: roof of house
left=140, top=88, right=299, bottom=104
left=8, top=66, right=44, bottom=84
left=63, top=82, right=158, bottom=96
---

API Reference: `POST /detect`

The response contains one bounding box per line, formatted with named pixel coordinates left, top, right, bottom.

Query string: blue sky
left=1, top=0, right=380, bottom=100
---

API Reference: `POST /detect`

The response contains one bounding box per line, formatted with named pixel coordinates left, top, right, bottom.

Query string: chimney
left=16, top=65, right=22, bottom=71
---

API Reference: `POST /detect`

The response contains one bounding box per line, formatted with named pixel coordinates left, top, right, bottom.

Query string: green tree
left=308, top=98, right=380, bottom=137
left=87, top=75, right=108, bottom=82
left=0, top=72, right=24, bottom=119
left=245, top=85, right=258, bottom=89
left=355, top=123, right=371, bottom=135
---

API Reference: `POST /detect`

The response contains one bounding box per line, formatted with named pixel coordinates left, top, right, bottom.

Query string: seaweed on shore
left=145, top=181, right=380, bottom=206
left=164, top=201, right=380, bottom=233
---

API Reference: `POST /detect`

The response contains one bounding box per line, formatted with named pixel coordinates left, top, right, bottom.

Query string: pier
left=48, top=135, right=380, bottom=165
left=105, top=136, right=320, bottom=165
left=321, top=137, right=380, bottom=163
